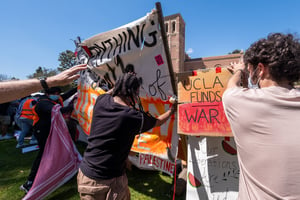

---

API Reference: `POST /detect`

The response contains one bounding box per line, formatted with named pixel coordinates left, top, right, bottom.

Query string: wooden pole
left=155, top=2, right=177, bottom=96
left=156, top=2, right=187, bottom=164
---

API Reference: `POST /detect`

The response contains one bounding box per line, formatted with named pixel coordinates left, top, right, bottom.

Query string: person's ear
left=257, top=63, right=266, bottom=77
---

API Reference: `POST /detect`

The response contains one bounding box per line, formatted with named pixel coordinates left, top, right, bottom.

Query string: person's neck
left=113, top=96, right=130, bottom=107
left=260, top=79, right=293, bottom=89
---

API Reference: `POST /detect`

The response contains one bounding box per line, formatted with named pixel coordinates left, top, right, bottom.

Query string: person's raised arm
left=154, top=102, right=177, bottom=127
left=0, top=64, right=86, bottom=103
left=226, top=61, right=247, bottom=89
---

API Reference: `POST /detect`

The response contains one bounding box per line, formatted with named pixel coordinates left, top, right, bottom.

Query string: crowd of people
left=0, top=64, right=87, bottom=194
left=0, top=86, right=77, bottom=149
left=0, top=95, right=38, bottom=148
left=1, top=32, right=300, bottom=200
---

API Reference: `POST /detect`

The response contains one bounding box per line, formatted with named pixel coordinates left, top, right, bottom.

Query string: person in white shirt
left=223, top=33, right=300, bottom=200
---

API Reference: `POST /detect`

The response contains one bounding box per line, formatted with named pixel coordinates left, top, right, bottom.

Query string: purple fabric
left=23, top=104, right=82, bottom=200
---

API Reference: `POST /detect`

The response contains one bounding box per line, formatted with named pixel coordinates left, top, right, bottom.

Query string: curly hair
left=244, top=33, right=300, bottom=83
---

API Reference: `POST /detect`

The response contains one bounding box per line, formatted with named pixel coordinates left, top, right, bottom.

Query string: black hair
left=244, top=33, right=300, bottom=84
left=112, top=73, right=143, bottom=110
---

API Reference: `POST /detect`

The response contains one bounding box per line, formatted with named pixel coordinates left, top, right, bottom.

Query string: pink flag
left=23, top=104, right=82, bottom=200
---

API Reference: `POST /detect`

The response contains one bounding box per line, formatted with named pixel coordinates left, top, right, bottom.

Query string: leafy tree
left=58, top=50, right=76, bottom=72
left=228, top=49, right=243, bottom=54
left=26, top=50, right=78, bottom=92
left=27, top=66, right=58, bottom=79
left=58, top=50, right=79, bottom=90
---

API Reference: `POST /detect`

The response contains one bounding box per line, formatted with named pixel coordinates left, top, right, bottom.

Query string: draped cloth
left=23, top=104, right=82, bottom=200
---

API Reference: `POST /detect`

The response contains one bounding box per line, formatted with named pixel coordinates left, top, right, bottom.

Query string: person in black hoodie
left=20, top=87, right=77, bottom=193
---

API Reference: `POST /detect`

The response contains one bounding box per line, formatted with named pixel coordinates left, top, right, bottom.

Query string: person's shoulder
left=223, top=87, right=247, bottom=96
left=223, top=87, right=250, bottom=104
left=96, top=94, right=111, bottom=102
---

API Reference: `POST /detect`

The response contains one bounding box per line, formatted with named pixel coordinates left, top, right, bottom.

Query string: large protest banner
left=177, top=68, right=232, bottom=137
left=72, top=4, right=178, bottom=175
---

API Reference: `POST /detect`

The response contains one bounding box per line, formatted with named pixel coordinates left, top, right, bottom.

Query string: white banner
left=76, top=10, right=175, bottom=101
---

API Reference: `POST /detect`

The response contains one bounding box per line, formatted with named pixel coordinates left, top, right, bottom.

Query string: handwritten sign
left=76, top=10, right=175, bottom=102
left=177, top=68, right=232, bottom=136
left=187, top=136, right=239, bottom=200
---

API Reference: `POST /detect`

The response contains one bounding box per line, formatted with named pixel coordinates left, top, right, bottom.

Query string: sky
left=1, top=0, right=300, bottom=80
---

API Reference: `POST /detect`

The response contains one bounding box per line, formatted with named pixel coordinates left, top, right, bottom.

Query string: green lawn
left=0, top=139, right=185, bottom=200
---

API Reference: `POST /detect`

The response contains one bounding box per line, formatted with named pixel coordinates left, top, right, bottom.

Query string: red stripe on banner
left=81, top=46, right=92, bottom=57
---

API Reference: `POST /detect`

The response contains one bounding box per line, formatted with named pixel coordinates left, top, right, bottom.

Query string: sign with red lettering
left=177, top=68, right=232, bottom=136
left=137, top=153, right=175, bottom=176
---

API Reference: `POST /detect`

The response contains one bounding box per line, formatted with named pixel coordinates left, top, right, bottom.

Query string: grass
left=0, top=139, right=185, bottom=200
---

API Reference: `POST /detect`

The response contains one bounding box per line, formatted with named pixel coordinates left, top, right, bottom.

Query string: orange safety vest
left=20, top=98, right=36, bottom=120
left=32, top=97, right=63, bottom=126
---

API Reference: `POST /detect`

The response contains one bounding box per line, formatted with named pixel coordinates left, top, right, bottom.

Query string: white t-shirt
left=223, top=86, right=300, bottom=200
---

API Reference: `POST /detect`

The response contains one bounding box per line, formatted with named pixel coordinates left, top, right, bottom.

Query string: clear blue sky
left=1, top=0, right=299, bottom=79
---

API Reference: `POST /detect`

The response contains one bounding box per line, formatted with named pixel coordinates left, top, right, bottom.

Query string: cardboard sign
left=177, top=68, right=233, bottom=136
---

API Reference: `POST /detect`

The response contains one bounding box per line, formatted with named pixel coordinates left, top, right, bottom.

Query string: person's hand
left=47, top=64, right=87, bottom=87
left=168, top=95, right=177, bottom=114
left=169, top=96, right=178, bottom=114
left=228, top=61, right=245, bottom=74
left=228, top=60, right=246, bottom=74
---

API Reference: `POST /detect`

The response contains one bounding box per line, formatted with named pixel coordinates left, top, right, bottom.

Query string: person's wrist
left=38, top=77, right=49, bottom=91
left=170, top=108, right=174, bottom=114
left=170, top=105, right=176, bottom=115
left=234, top=69, right=246, bottom=80
left=234, top=69, right=244, bottom=74
left=46, top=76, right=57, bottom=88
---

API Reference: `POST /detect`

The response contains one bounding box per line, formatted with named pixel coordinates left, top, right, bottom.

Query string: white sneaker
left=20, top=180, right=33, bottom=193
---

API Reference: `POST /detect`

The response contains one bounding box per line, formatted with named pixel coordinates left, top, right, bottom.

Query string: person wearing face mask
left=20, top=86, right=77, bottom=193
left=223, top=33, right=300, bottom=199
left=247, top=66, right=261, bottom=89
